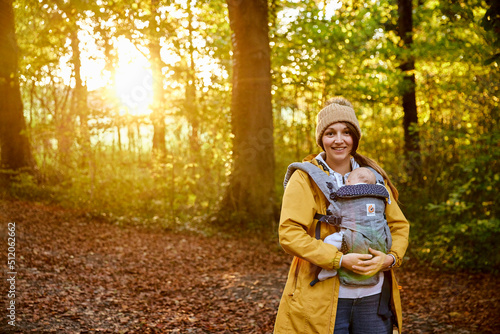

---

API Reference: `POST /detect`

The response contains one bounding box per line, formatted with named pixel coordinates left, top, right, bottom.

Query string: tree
left=184, top=0, right=200, bottom=155
left=218, top=0, right=275, bottom=229
left=397, top=0, right=422, bottom=178
left=58, top=1, right=98, bottom=164
left=69, top=27, right=91, bottom=159
left=0, top=0, right=35, bottom=172
left=149, top=0, right=167, bottom=157
left=481, top=0, right=500, bottom=65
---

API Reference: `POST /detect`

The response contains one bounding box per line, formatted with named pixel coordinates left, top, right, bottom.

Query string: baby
left=345, top=166, right=376, bottom=186
left=318, top=167, right=380, bottom=282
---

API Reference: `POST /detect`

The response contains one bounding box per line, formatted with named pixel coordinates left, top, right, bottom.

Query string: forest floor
left=0, top=199, right=499, bottom=334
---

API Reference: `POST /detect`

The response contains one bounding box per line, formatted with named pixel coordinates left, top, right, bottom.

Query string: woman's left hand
left=351, top=248, right=393, bottom=276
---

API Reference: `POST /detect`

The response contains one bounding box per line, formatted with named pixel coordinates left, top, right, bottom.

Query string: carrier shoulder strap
left=284, top=161, right=339, bottom=196
left=284, top=161, right=343, bottom=240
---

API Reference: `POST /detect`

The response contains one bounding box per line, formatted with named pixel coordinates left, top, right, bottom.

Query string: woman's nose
left=333, top=133, right=343, bottom=142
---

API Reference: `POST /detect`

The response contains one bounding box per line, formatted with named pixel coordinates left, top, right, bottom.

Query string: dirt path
left=0, top=200, right=498, bottom=333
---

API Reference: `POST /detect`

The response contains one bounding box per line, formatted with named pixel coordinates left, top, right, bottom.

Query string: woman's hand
left=343, top=248, right=393, bottom=276
left=341, top=253, right=373, bottom=273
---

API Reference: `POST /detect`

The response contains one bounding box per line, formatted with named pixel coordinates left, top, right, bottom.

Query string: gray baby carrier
left=283, top=159, right=392, bottom=286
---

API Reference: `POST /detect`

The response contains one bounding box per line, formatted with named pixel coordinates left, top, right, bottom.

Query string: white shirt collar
left=315, top=153, right=360, bottom=187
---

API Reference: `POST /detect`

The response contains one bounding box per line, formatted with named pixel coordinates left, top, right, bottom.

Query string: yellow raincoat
left=274, top=155, right=410, bottom=333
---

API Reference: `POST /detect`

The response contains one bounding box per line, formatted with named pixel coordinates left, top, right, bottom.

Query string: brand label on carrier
left=366, top=204, right=376, bottom=216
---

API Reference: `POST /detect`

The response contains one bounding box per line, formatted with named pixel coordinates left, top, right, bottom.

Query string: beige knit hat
left=316, top=97, right=362, bottom=149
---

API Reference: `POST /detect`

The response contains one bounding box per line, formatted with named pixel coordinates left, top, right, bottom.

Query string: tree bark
left=219, top=0, right=276, bottom=229
left=185, top=1, right=200, bottom=155
left=398, top=0, right=422, bottom=178
left=0, top=0, right=35, bottom=171
left=69, top=28, right=91, bottom=161
left=149, top=0, right=167, bottom=157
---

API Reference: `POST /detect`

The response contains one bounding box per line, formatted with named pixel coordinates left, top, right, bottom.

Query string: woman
left=274, top=97, right=409, bottom=334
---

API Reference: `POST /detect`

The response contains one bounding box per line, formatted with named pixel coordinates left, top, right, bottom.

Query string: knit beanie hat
left=316, top=97, right=362, bottom=149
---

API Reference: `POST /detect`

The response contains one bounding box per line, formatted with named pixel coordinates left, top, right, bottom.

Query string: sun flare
left=114, top=37, right=154, bottom=116
left=115, top=38, right=153, bottom=116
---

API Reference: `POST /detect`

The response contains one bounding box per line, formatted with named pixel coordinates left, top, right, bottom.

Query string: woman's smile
left=322, top=122, right=353, bottom=168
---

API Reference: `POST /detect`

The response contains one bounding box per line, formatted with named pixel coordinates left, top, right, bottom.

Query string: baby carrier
left=283, top=159, right=392, bottom=286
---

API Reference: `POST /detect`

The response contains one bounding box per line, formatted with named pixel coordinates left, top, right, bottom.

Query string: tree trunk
left=0, top=0, right=35, bottom=172
left=185, top=1, right=200, bottom=155
left=149, top=0, right=166, bottom=157
left=57, top=86, right=74, bottom=165
left=219, top=0, right=276, bottom=229
left=150, top=42, right=167, bottom=157
left=398, top=0, right=422, bottom=179
left=69, top=29, right=91, bottom=162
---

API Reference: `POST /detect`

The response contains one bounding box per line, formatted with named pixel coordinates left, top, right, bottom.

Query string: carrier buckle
left=314, top=213, right=342, bottom=227
left=324, top=215, right=342, bottom=226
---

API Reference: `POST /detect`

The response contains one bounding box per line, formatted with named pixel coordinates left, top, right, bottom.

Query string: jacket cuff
left=388, top=250, right=403, bottom=268
left=332, top=252, right=343, bottom=270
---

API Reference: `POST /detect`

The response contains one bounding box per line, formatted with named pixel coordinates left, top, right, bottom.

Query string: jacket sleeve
left=278, top=170, right=343, bottom=270
left=385, top=187, right=410, bottom=268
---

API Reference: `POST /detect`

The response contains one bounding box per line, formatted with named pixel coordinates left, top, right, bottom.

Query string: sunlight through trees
left=0, top=0, right=498, bottom=270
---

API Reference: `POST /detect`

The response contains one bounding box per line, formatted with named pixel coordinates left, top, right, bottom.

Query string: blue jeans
left=334, top=293, right=393, bottom=334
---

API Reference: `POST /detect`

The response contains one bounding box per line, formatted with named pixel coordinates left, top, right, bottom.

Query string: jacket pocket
left=288, top=257, right=302, bottom=297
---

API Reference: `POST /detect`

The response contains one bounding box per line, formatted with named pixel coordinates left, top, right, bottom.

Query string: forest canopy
left=1, top=0, right=499, bottom=272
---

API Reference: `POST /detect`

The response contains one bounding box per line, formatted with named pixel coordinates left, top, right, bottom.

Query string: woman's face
left=322, top=122, right=354, bottom=166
